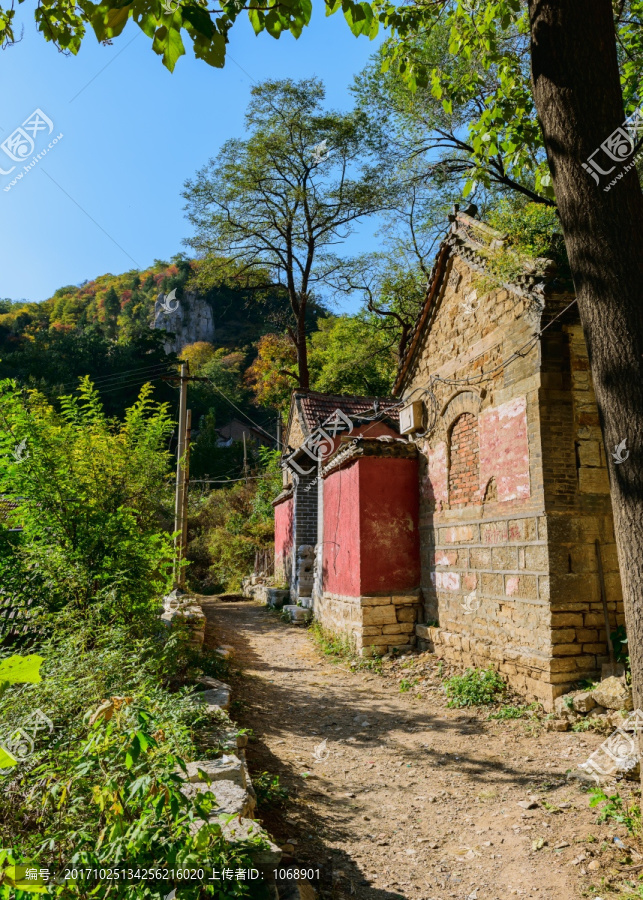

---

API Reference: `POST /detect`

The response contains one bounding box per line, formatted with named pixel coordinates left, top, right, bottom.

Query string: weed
left=444, top=667, right=506, bottom=708
left=400, top=678, right=419, bottom=693
left=572, top=717, right=595, bottom=732
left=436, top=662, right=444, bottom=678
left=310, top=622, right=383, bottom=673
left=254, top=771, right=289, bottom=807
left=489, top=705, right=528, bottom=720
left=589, top=787, right=642, bottom=837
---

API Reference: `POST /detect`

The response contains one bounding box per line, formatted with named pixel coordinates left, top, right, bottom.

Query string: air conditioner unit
left=399, top=400, right=424, bottom=435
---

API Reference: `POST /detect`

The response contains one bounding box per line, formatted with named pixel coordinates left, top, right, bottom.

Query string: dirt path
left=202, top=598, right=639, bottom=900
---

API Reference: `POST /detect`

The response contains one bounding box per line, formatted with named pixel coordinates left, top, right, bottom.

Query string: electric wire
left=57, top=361, right=177, bottom=390
left=204, top=378, right=280, bottom=444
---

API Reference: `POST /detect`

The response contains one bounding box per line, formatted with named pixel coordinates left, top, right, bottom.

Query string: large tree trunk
left=296, top=292, right=310, bottom=391
left=528, top=0, right=643, bottom=718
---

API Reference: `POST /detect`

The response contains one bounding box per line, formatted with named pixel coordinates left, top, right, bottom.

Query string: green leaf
left=0, top=745, right=18, bottom=769
left=0, top=655, right=44, bottom=686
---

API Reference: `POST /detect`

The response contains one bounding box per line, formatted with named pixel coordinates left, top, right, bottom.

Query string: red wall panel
left=322, top=456, right=420, bottom=597
left=274, top=496, right=294, bottom=579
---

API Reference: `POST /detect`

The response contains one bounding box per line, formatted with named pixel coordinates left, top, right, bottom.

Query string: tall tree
left=183, top=78, right=386, bottom=390
left=370, top=0, right=643, bottom=728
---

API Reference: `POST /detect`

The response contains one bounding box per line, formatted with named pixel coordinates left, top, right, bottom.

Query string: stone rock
left=276, top=879, right=318, bottom=900
left=184, top=755, right=247, bottom=789
left=152, top=291, right=215, bottom=354
left=215, top=816, right=283, bottom=867
left=193, top=678, right=231, bottom=712
left=545, top=720, right=570, bottom=732
left=517, top=800, right=538, bottom=810
left=608, top=709, right=630, bottom=729
left=181, top=779, right=255, bottom=817
left=267, top=588, right=290, bottom=609
left=572, top=692, right=596, bottom=714
left=591, top=676, right=633, bottom=710
left=283, top=605, right=313, bottom=625
left=160, top=596, right=206, bottom=649
left=215, top=645, right=234, bottom=659
left=554, top=694, right=578, bottom=716
left=219, top=729, right=249, bottom=751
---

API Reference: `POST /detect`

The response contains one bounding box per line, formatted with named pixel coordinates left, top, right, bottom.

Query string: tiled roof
left=296, top=391, right=400, bottom=434
left=393, top=210, right=567, bottom=395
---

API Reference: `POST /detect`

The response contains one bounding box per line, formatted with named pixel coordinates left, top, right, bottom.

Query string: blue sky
left=0, top=7, right=383, bottom=303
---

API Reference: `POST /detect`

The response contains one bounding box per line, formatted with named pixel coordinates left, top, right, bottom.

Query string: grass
left=444, top=667, right=506, bottom=708
left=309, top=621, right=383, bottom=673
left=253, top=772, right=289, bottom=807
left=488, top=703, right=539, bottom=720
left=400, top=678, right=419, bottom=692
left=589, top=787, right=642, bottom=837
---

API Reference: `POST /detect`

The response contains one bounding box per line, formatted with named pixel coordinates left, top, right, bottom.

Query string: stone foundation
left=316, top=590, right=423, bottom=656
left=416, top=623, right=612, bottom=711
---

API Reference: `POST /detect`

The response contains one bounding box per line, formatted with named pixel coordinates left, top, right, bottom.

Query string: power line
left=204, top=378, right=280, bottom=445
left=57, top=361, right=176, bottom=390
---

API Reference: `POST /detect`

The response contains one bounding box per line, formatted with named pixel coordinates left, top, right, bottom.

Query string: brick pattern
left=448, top=413, right=479, bottom=506
left=315, top=591, right=423, bottom=657
left=400, top=238, right=623, bottom=710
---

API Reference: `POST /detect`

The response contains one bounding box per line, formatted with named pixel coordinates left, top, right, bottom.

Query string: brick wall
left=448, top=413, right=480, bottom=506
left=400, top=242, right=624, bottom=707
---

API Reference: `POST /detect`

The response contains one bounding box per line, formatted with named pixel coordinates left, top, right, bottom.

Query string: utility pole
left=243, top=432, right=248, bottom=484
left=181, top=409, right=192, bottom=571
left=276, top=417, right=282, bottom=451
left=173, top=362, right=188, bottom=589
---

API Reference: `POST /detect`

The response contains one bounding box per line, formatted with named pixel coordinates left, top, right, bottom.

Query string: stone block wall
left=400, top=237, right=622, bottom=708
left=315, top=591, right=423, bottom=656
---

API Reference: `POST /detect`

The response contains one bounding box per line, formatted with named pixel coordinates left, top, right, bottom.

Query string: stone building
left=273, top=211, right=624, bottom=709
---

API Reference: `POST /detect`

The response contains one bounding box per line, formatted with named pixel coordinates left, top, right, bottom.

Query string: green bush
left=0, top=623, right=263, bottom=898
left=444, top=667, right=506, bottom=708
left=186, top=447, right=281, bottom=593
left=0, top=378, right=174, bottom=620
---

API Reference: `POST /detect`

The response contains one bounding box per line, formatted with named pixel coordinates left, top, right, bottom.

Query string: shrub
left=186, top=448, right=281, bottom=593
left=0, top=623, right=262, bottom=898
left=0, top=379, right=174, bottom=621
left=444, top=667, right=506, bottom=708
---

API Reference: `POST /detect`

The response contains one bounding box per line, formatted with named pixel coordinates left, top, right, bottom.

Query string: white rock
left=181, top=779, right=255, bottom=817
left=184, top=755, right=247, bottom=788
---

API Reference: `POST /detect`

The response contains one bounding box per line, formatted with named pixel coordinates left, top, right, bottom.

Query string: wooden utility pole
left=276, top=417, right=282, bottom=451
left=181, top=409, right=192, bottom=569
left=243, top=432, right=248, bottom=484
left=173, top=362, right=188, bottom=588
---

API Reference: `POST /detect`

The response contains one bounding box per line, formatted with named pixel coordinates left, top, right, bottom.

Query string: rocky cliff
left=152, top=291, right=215, bottom=353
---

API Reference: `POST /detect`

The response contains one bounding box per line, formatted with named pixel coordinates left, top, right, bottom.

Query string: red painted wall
left=274, top=496, right=294, bottom=580
left=359, top=457, right=420, bottom=594
left=322, top=456, right=420, bottom=597
left=322, top=462, right=361, bottom=596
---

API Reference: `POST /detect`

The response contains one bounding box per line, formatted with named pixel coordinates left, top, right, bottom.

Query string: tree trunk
left=528, top=0, right=643, bottom=718
left=296, top=293, right=310, bottom=391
